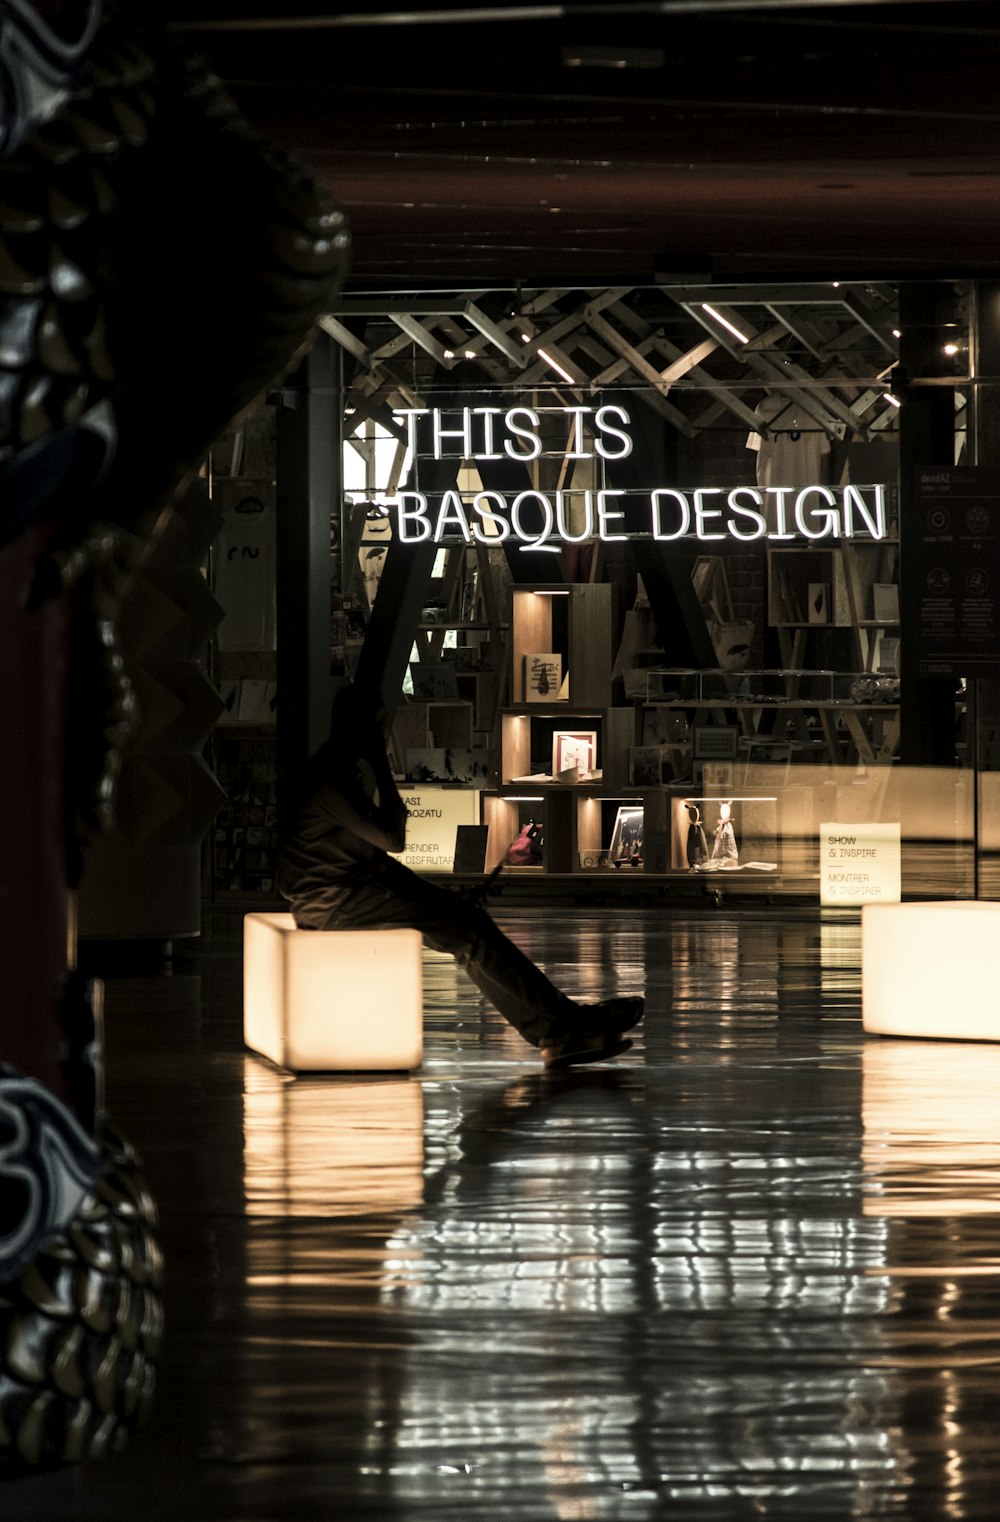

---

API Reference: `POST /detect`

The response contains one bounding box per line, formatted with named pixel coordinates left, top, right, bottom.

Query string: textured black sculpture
left=0, top=0, right=348, bottom=1475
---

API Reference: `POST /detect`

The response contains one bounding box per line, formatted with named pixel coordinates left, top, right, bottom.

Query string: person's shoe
left=575, top=995, right=644, bottom=1037
left=540, top=1033, right=633, bottom=1070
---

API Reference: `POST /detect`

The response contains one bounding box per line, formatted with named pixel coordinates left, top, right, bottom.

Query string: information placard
left=393, top=786, right=480, bottom=872
left=913, top=466, right=1000, bottom=677
left=820, top=822, right=901, bottom=906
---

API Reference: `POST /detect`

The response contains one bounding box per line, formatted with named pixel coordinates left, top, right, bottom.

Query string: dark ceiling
left=165, top=1, right=1000, bottom=294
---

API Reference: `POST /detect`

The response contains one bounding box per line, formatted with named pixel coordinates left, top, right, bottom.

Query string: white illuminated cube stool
left=863, top=901, right=1000, bottom=1041
left=243, top=913, right=423, bottom=1072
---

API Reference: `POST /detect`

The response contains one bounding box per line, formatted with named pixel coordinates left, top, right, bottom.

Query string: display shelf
left=393, top=699, right=473, bottom=751
left=484, top=788, right=652, bottom=874
left=211, top=731, right=279, bottom=896
left=666, top=789, right=780, bottom=875
left=485, top=583, right=642, bottom=872
left=767, top=545, right=851, bottom=628
left=511, top=583, right=612, bottom=706
left=614, top=559, right=753, bottom=700
left=416, top=620, right=507, bottom=632
left=454, top=668, right=501, bottom=732
left=839, top=537, right=900, bottom=671
left=767, top=537, right=900, bottom=672
left=640, top=667, right=901, bottom=767
left=499, top=706, right=634, bottom=788
left=484, top=790, right=575, bottom=873
left=483, top=783, right=782, bottom=879
left=389, top=698, right=493, bottom=784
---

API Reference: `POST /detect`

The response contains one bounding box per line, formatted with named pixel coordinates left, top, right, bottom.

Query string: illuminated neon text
left=388, top=483, right=887, bottom=549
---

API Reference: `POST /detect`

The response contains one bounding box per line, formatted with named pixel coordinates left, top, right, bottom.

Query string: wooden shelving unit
left=767, top=537, right=900, bottom=672
left=485, top=582, right=647, bottom=873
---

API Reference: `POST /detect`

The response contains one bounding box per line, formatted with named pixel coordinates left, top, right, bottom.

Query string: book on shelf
left=453, top=825, right=489, bottom=873
left=524, top=652, right=564, bottom=702
left=872, top=583, right=899, bottom=623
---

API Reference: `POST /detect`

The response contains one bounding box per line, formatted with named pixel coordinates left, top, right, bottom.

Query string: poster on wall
left=820, top=822, right=901, bottom=906
left=392, top=786, right=480, bottom=872
left=913, top=467, right=1000, bottom=677
left=214, top=480, right=277, bottom=652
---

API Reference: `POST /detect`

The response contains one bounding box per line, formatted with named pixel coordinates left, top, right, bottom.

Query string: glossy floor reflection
left=48, top=906, right=1000, bottom=1519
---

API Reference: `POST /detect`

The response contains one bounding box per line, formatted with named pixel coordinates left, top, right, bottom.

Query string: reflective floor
left=37, top=906, right=1000, bottom=1519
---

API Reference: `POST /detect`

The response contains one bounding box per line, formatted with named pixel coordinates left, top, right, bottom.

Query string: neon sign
left=364, top=403, right=889, bottom=549
left=388, top=483, right=886, bottom=550
left=393, top=403, right=634, bottom=461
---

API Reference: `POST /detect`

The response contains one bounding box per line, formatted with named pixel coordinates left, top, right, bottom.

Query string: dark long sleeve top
left=277, top=738, right=408, bottom=923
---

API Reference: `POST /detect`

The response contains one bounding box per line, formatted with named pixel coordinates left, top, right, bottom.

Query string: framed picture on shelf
left=609, top=804, right=644, bottom=866
left=410, top=663, right=461, bottom=701
left=693, top=725, right=738, bottom=760
left=237, top=679, right=272, bottom=723
left=552, top=729, right=597, bottom=780
left=878, top=635, right=901, bottom=675
left=872, top=583, right=899, bottom=623
left=807, top=582, right=830, bottom=623
left=524, top=652, right=563, bottom=702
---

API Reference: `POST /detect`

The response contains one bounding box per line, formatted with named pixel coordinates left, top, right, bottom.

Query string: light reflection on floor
left=56, top=906, right=1000, bottom=1521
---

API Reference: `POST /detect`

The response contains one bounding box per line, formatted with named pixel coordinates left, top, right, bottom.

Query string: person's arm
left=312, top=731, right=408, bottom=854
left=360, top=742, right=408, bottom=853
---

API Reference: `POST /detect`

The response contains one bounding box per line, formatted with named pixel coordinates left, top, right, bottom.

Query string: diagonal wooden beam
left=319, top=314, right=372, bottom=370
left=388, top=313, right=458, bottom=367
left=838, top=290, right=899, bottom=356
left=582, top=311, right=696, bottom=436
left=463, top=302, right=529, bottom=367
left=679, top=301, right=853, bottom=438
left=649, top=333, right=768, bottom=434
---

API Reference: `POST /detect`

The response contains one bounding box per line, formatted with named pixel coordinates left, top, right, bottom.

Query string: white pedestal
left=243, top=913, right=423, bottom=1071
left=862, top=900, right=1000, bottom=1041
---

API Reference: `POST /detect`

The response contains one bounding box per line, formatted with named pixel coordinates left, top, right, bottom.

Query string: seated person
left=278, top=684, right=644, bottom=1068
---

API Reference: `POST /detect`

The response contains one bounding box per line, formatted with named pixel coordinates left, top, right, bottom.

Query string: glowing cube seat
left=862, top=901, right=1000, bottom=1041
left=243, top=913, right=423, bottom=1071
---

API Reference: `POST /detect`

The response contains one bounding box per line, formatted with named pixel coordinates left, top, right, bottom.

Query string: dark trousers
left=294, top=855, right=576, bottom=1049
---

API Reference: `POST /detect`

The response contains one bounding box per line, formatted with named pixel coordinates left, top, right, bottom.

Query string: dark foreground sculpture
left=0, top=0, right=348, bottom=1477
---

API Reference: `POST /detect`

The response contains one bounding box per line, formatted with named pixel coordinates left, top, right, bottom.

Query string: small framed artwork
left=692, top=724, right=739, bottom=787
left=410, top=663, right=461, bottom=701
left=878, top=635, right=900, bottom=675
left=693, top=724, right=739, bottom=762
left=524, top=652, right=563, bottom=702
left=552, top=729, right=597, bottom=779
left=609, top=805, right=644, bottom=866
left=807, top=582, right=830, bottom=623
